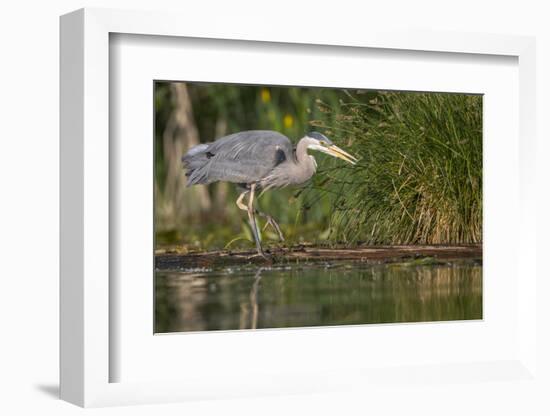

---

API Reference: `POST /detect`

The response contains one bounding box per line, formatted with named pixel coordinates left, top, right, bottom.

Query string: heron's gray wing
left=186, top=130, right=293, bottom=185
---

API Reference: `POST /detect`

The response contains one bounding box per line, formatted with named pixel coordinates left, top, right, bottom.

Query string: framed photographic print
left=60, top=7, right=539, bottom=408
left=152, top=80, right=483, bottom=334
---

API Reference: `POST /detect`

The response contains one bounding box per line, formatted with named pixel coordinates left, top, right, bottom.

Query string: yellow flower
left=283, top=114, right=294, bottom=128
left=260, top=88, right=271, bottom=103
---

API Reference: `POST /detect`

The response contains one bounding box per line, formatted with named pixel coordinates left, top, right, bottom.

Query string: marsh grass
left=308, top=91, right=482, bottom=245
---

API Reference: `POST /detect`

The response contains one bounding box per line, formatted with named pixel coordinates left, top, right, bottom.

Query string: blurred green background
left=154, top=82, right=482, bottom=252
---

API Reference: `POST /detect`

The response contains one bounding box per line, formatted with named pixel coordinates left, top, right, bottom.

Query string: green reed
left=307, top=91, right=482, bottom=245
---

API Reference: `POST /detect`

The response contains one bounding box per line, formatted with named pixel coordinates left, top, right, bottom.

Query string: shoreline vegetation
left=309, top=92, right=482, bottom=245
left=155, top=83, right=482, bottom=252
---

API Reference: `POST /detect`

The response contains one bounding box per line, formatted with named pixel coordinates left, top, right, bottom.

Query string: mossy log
left=155, top=244, right=482, bottom=270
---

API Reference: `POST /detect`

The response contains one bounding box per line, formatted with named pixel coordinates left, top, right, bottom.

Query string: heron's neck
left=295, top=137, right=313, bottom=163
left=292, top=137, right=317, bottom=183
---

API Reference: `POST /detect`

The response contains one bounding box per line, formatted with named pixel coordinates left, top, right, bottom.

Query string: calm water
left=155, top=260, right=482, bottom=333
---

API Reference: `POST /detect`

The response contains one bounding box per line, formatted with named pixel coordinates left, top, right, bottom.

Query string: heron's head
left=305, top=132, right=358, bottom=165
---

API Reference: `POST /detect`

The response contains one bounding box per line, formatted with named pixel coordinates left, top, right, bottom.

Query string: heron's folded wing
left=202, top=130, right=293, bottom=184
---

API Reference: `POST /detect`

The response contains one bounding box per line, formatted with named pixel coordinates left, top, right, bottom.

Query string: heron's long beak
left=322, top=144, right=358, bottom=165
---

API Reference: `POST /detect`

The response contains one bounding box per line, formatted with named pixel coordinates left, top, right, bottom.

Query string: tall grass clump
left=309, top=91, right=482, bottom=245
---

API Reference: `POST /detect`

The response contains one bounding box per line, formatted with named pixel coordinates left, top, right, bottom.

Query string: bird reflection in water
left=239, top=268, right=263, bottom=330
left=155, top=262, right=482, bottom=333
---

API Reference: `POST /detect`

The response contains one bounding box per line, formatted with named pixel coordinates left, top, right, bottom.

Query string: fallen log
left=155, top=244, right=482, bottom=270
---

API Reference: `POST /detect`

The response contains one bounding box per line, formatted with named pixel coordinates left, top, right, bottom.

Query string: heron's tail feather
left=183, top=143, right=209, bottom=158
left=182, top=143, right=213, bottom=186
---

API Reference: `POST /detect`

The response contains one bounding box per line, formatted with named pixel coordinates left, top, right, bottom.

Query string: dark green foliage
left=308, top=92, right=482, bottom=244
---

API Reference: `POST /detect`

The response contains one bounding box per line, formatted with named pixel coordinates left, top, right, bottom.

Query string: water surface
left=155, top=260, right=482, bottom=333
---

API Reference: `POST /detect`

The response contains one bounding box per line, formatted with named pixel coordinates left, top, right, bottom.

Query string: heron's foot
left=247, top=250, right=272, bottom=262
left=259, top=213, right=285, bottom=242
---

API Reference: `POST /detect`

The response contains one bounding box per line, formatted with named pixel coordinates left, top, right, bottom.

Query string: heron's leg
left=255, top=210, right=285, bottom=242
left=246, top=184, right=266, bottom=257
left=236, top=190, right=249, bottom=212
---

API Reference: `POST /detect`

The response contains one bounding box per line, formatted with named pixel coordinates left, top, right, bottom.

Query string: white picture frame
left=60, top=7, right=538, bottom=408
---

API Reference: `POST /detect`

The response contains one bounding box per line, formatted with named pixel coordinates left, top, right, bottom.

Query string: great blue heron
left=182, top=130, right=357, bottom=257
